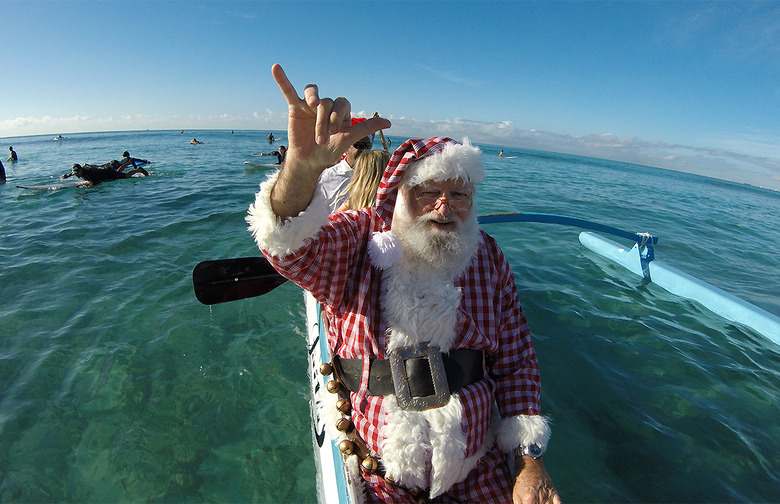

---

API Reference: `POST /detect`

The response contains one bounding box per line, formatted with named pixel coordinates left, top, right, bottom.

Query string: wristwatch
left=517, top=443, right=544, bottom=459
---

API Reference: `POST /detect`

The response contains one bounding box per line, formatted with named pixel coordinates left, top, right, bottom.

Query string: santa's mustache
left=418, top=212, right=459, bottom=227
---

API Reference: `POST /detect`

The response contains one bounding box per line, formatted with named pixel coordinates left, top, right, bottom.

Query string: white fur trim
left=426, top=399, right=468, bottom=497
left=368, top=231, right=403, bottom=270
left=404, top=139, right=484, bottom=187
left=245, top=170, right=330, bottom=257
left=495, top=414, right=552, bottom=454
left=380, top=393, right=493, bottom=497
left=380, top=394, right=431, bottom=491
left=425, top=395, right=492, bottom=498
left=381, top=262, right=461, bottom=353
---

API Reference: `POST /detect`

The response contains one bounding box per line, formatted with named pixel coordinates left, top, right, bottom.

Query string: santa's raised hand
left=272, top=64, right=389, bottom=172
left=269, top=64, right=390, bottom=219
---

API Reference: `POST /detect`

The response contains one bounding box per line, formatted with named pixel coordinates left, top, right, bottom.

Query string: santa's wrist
left=495, top=414, right=552, bottom=459
left=281, top=151, right=331, bottom=176
left=516, top=442, right=545, bottom=459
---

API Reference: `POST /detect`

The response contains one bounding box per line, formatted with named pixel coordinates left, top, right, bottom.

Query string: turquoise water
left=1, top=130, right=778, bottom=503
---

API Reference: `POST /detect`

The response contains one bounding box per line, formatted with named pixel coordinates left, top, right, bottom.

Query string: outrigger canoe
left=305, top=292, right=358, bottom=503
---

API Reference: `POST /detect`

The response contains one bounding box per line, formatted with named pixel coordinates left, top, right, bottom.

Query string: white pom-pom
left=368, top=231, right=403, bottom=270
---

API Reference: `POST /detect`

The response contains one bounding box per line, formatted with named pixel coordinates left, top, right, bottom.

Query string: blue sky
left=2, top=1, right=779, bottom=189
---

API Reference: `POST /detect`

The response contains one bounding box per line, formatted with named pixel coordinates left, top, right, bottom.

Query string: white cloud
left=3, top=113, right=778, bottom=191
left=0, top=111, right=286, bottom=138
left=385, top=116, right=780, bottom=191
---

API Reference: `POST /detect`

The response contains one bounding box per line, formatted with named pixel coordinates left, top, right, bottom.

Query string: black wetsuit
left=79, top=164, right=128, bottom=183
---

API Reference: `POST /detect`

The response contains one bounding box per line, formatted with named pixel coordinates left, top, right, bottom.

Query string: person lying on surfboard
left=62, top=153, right=148, bottom=175
left=61, top=163, right=149, bottom=186
left=246, top=63, right=561, bottom=504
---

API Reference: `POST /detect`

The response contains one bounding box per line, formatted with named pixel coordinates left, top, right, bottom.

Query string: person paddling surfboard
left=61, top=162, right=149, bottom=186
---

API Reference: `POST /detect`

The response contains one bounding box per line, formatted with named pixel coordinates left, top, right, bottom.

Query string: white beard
left=390, top=197, right=480, bottom=280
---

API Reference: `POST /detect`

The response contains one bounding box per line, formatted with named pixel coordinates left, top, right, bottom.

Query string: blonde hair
left=340, top=150, right=390, bottom=210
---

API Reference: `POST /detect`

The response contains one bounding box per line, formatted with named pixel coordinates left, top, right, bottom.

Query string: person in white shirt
left=313, top=117, right=374, bottom=213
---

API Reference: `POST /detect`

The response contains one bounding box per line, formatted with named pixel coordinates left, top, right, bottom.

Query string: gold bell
left=326, top=380, right=341, bottom=394
left=335, top=417, right=353, bottom=433
left=336, top=399, right=351, bottom=414
left=361, top=456, right=379, bottom=474
left=338, top=440, right=356, bottom=455
left=319, top=362, right=334, bottom=376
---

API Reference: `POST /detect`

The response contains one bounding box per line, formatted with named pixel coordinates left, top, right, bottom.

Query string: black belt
left=334, top=348, right=484, bottom=399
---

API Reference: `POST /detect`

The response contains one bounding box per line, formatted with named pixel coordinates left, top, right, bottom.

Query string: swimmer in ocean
left=253, top=145, right=286, bottom=164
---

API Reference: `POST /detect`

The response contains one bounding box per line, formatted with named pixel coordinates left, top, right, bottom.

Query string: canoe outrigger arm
left=477, top=212, right=659, bottom=246
left=478, top=212, right=659, bottom=279
left=478, top=212, right=779, bottom=344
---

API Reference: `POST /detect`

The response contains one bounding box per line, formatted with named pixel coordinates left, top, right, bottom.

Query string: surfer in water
left=66, top=155, right=147, bottom=174
left=252, top=145, right=286, bottom=164
left=8, top=146, right=18, bottom=162
left=120, top=151, right=148, bottom=169
left=61, top=162, right=149, bottom=186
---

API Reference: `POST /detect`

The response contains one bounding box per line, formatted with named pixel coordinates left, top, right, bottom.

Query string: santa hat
left=368, top=137, right=484, bottom=270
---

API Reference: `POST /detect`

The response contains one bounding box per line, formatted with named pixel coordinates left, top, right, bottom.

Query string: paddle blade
left=192, top=256, right=287, bottom=305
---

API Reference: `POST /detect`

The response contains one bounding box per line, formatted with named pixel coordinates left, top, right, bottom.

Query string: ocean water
left=1, top=130, right=778, bottom=503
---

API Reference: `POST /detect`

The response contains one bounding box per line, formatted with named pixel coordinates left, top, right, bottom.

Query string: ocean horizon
left=1, top=129, right=778, bottom=503
left=4, top=129, right=778, bottom=194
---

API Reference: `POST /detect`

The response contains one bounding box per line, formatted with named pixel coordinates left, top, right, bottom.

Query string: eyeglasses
left=352, top=142, right=372, bottom=151
left=413, top=186, right=473, bottom=212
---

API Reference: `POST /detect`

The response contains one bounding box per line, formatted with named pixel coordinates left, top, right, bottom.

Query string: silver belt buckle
left=389, top=343, right=450, bottom=411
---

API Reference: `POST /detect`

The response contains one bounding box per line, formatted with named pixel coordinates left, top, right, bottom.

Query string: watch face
left=528, top=443, right=543, bottom=458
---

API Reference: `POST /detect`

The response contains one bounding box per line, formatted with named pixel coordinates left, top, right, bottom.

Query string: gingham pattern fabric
left=363, top=444, right=514, bottom=503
